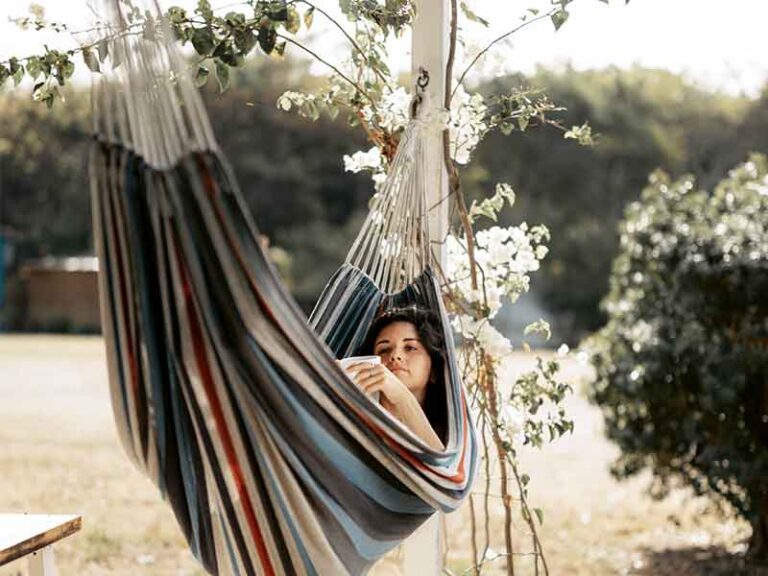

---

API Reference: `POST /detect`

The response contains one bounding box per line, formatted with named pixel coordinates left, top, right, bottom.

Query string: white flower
left=500, top=402, right=526, bottom=445
left=449, top=85, right=488, bottom=165
left=477, top=322, right=512, bottom=357
left=277, top=90, right=307, bottom=111
left=476, top=227, right=511, bottom=248
left=557, top=344, right=570, bottom=357
left=343, top=146, right=383, bottom=174
left=377, top=87, right=411, bottom=131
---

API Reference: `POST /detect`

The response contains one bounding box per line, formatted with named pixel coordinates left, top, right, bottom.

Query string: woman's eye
left=405, top=345, right=417, bottom=352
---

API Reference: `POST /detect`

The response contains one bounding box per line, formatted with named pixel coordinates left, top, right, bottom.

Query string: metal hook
left=410, top=67, right=430, bottom=119
left=416, top=67, right=430, bottom=90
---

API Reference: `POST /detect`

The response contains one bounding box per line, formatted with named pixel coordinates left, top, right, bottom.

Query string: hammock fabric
left=90, top=3, right=478, bottom=575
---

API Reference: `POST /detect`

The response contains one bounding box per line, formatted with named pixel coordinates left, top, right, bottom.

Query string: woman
left=344, top=307, right=447, bottom=451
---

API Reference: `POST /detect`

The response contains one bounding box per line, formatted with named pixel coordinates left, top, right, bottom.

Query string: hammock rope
left=90, top=2, right=478, bottom=574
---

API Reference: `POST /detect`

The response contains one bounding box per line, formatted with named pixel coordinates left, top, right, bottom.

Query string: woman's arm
left=382, top=393, right=444, bottom=451
left=346, top=362, right=444, bottom=451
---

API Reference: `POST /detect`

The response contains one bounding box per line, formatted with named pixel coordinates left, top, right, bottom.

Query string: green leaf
left=303, top=6, right=315, bottom=29
left=234, top=30, right=258, bottom=55
left=285, top=6, right=301, bottom=34
left=496, top=182, right=515, bottom=206
left=518, top=114, right=530, bottom=131
left=167, top=6, right=187, bottom=24
left=194, top=65, right=209, bottom=87
left=220, top=49, right=245, bottom=68
left=274, top=41, right=286, bottom=56
left=214, top=60, right=230, bottom=92
left=534, top=508, right=544, bottom=525
left=60, top=57, right=75, bottom=81
left=460, top=1, right=489, bottom=27
left=9, top=58, right=24, bottom=86
left=195, top=0, right=213, bottom=22
left=224, top=11, right=245, bottom=28
left=26, top=56, right=42, bottom=80
left=258, top=24, right=277, bottom=54
left=524, top=319, right=552, bottom=341
left=468, top=199, right=498, bottom=222
left=192, top=27, right=216, bottom=56
left=212, top=39, right=229, bottom=58
left=500, top=123, right=514, bottom=136
left=265, top=0, right=288, bottom=22
left=521, top=473, right=530, bottom=486
left=0, top=65, right=9, bottom=86
left=551, top=9, right=569, bottom=30
left=82, top=48, right=100, bottom=73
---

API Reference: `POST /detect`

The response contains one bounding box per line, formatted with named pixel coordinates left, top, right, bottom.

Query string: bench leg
left=27, top=546, right=59, bottom=576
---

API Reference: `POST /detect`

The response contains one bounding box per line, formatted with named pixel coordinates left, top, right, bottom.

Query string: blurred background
left=1, top=5, right=766, bottom=342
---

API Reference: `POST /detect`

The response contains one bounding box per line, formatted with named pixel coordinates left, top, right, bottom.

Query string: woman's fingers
left=345, top=362, right=377, bottom=377
left=351, top=364, right=382, bottom=382
left=363, top=381, right=384, bottom=396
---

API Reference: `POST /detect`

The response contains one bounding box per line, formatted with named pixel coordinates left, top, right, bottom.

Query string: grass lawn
left=0, top=335, right=750, bottom=575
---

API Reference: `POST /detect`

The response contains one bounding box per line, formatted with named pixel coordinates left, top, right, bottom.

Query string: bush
left=585, top=154, right=768, bottom=561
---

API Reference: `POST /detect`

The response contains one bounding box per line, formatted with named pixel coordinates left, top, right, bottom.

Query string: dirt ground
left=0, top=335, right=752, bottom=575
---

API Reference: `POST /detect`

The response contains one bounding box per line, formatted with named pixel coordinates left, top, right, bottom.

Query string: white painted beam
left=411, top=0, right=451, bottom=267
left=403, top=1, right=451, bottom=574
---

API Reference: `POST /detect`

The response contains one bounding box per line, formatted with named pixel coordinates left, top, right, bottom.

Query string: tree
left=585, top=154, right=768, bottom=564
left=0, top=90, right=91, bottom=260
left=465, top=67, right=758, bottom=342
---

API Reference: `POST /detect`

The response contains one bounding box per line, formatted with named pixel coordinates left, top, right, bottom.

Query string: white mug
left=339, top=355, right=381, bottom=370
left=340, top=355, right=381, bottom=402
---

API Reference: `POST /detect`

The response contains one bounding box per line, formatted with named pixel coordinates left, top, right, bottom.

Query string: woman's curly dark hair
left=360, top=306, right=448, bottom=443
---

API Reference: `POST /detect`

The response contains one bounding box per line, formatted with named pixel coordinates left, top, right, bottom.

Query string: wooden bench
left=0, top=514, right=82, bottom=575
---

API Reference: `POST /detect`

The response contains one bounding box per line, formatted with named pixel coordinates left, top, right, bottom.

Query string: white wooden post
left=404, top=1, right=451, bottom=575
left=412, top=0, right=451, bottom=263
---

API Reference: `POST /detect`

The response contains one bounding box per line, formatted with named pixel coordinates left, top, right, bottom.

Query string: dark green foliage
left=2, top=64, right=767, bottom=326
left=0, top=92, right=91, bottom=260
left=468, top=67, right=765, bottom=342
left=0, top=58, right=372, bottom=315
left=201, top=61, right=373, bottom=309
left=586, top=155, right=768, bottom=559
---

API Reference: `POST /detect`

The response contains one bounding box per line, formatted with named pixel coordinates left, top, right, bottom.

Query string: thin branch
left=296, top=0, right=393, bottom=92
left=451, top=9, right=556, bottom=102
left=508, top=459, right=550, bottom=576
left=443, top=0, right=478, bottom=292
left=276, top=33, right=375, bottom=105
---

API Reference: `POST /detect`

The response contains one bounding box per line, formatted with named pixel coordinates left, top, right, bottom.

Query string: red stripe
left=108, top=175, right=141, bottom=426
left=349, top=393, right=469, bottom=486
left=191, top=153, right=471, bottom=492
left=171, top=225, right=276, bottom=576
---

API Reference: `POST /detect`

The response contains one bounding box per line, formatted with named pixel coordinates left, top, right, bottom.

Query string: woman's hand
left=340, top=361, right=445, bottom=451
left=344, top=362, right=411, bottom=408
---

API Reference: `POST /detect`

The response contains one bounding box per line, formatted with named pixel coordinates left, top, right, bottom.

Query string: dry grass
left=0, top=336, right=751, bottom=575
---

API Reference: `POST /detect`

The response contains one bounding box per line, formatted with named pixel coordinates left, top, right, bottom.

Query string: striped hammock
left=89, top=2, right=478, bottom=575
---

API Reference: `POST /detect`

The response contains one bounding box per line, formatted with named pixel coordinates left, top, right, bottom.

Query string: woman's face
left=373, top=321, right=432, bottom=403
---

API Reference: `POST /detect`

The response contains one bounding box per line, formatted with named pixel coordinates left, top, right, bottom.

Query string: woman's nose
left=389, top=350, right=404, bottom=363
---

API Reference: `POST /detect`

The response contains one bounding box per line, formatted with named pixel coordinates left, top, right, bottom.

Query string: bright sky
left=1, top=0, right=766, bottom=97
